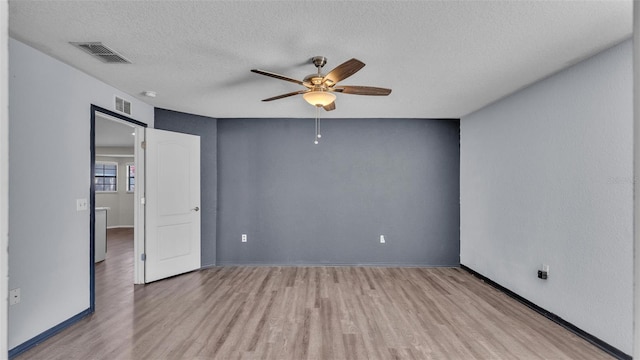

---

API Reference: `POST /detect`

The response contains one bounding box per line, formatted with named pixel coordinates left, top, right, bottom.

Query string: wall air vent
left=70, top=42, right=131, bottom=64
left=115, top=96, right=132, bottom=115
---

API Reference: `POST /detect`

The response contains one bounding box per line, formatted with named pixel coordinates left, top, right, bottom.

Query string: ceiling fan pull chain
left=314, top=107, right=319, bottom=145
left=314, top=117, right=319, bottom=145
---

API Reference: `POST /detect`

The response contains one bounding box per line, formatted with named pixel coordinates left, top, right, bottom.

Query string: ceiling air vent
left=70, top=42, right=131, bottom=64
left=115, top=96, right=132, bottom=115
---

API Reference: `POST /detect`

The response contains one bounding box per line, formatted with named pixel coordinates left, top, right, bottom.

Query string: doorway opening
left=90, top=105, right=146, bottom=311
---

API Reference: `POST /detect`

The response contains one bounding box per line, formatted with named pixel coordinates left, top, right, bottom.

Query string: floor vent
left=115, top=96, right=132, bottom=115
left=70, top=42, right=131, bottom=64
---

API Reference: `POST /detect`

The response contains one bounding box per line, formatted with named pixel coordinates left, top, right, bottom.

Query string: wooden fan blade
left=251, top=69, right=304, bottom=86
left=323, top=101, right=336, bottom=111
left=333, top=86, right=392, bottom=96
left=323, top=59, right=365, bottom=84
left=261, top=90, right=307, bottom=102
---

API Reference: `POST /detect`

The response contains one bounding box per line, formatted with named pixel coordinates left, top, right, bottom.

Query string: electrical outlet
left=538, top=264, right=549, bottom=280
left=9, top=288, right=20, bottom=305
left=241, top=234, right=247, bottom=243
left=537, top=270, right=548, bottom=279
left=380, top=235, right=385, bottom=244
left=76, top=198, right=88, bottom=211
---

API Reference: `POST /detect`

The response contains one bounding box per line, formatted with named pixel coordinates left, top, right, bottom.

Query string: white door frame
left=133, top=123, right=145, bottom=284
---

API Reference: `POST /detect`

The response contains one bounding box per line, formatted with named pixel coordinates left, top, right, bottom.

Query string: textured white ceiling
left=8, top=0, right=632, bottom=119
left=95, top=113, right=135, bottom=148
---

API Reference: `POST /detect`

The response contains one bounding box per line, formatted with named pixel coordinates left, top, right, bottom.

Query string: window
left=95, top=162, right=117, bottom=192
left=127, top=163, right=135, bottom=192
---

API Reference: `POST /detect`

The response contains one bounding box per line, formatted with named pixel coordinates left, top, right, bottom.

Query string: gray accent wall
left=217, top=118, right=460, bottom=266
left=154, top=109, right=218, bottom=267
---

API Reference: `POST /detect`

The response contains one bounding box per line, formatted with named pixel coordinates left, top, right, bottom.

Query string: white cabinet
left=95, top=208, right=108, bottom=262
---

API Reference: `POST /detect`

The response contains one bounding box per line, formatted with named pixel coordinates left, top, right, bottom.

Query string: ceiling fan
left=251, top=56, right=392, bottom=111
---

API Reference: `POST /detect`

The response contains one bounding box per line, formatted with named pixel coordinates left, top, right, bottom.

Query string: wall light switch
left=241, top=234, right=247, bottom=243
left=76, top=198, right=88, bottom=211
left=380, top=235, right=386, bottom=244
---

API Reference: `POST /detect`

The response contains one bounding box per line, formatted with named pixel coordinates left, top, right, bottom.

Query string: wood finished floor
left=16, top=228, right=612, bottom=360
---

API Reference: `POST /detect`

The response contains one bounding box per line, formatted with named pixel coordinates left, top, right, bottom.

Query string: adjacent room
left=3, top=1, right=637, bottom=359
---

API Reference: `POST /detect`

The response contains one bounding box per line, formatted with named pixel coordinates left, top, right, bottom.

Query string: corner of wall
left=460, top=40, right=633, bottom=353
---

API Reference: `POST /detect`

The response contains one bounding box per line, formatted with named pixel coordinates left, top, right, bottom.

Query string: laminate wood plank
left=15, top=228, right=616, bottom=359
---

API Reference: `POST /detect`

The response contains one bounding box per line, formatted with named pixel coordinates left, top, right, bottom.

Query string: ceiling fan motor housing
left=306, top=56, right=329, bottom=87
left=303, top=74, right=326, bottom=86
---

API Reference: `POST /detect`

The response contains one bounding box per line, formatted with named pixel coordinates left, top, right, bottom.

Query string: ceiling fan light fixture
left=303, top=90, right=336, bottom=107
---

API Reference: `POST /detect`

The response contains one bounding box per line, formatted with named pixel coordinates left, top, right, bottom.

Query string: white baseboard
left=106, top=225, right=134, bottom=229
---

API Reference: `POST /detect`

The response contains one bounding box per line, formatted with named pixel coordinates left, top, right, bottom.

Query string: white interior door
left=145, top=128, right=201, bottom=283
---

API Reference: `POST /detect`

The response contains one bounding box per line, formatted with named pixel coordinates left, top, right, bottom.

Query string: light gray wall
left=1, top=2, right=9, bottom=355
left=154, top=109, right=217, bottom=267
left=460, top=40, right=632, bottom=354
left=95, top=146, right=134, bottom=157
left=634, top=5, right=640, bottom=358
left=8, top=39, right=153, bottom=349
left=217, top=118, right=460, bottom=266
left=95, top=154, right=134, bottom=228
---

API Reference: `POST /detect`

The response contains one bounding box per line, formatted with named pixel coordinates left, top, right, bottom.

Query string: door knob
left=191, top=206, right=200, bottom=212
